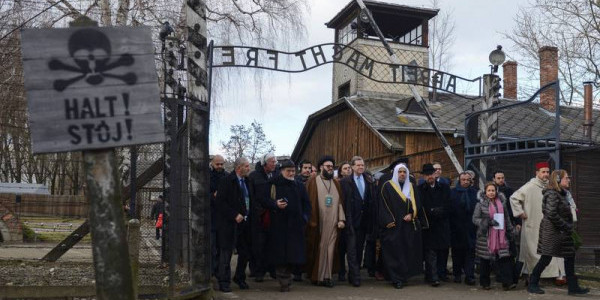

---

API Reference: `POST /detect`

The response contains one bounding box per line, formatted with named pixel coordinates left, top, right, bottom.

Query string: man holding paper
left=473, top=182, right=515, bottom=290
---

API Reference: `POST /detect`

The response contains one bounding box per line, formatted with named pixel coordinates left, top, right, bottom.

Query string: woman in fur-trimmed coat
left=473, top=182, right=514, bottom=290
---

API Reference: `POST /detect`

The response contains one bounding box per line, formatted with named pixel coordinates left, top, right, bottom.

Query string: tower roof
left=326, top=0, right=439, bottom=32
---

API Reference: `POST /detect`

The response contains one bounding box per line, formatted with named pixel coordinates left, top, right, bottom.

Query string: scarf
left=487, top=197, right=507, bottom=254
left=389, top=163, right=417, bottom=218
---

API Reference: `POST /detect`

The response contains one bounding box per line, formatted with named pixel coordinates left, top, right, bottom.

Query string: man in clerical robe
left=305, top=155, right=345, bottom=287
left=376, top=163, right=425, bottom=289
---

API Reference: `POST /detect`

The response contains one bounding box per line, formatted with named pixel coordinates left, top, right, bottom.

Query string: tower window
left=338, top=81, right=351, bottom=99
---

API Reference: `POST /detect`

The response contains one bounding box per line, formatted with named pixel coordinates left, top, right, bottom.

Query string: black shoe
left=293, top=274, right=303, bottom=282
left=350, top=279, right=361, bottom=287
left=393, top=282, right=403, bottom=289
left=465, top=278, right=476, bottom=286
left=503, top=283, right=517, bottom=291
left=233, top=278, right=249, bottom=289
left=324, top=279, right=334, bottom=288
left=431, top=280, right=440, bottom=287
left=219, top=286, right=232, bottom=293
left=254, top=276, right=264, bottom=283
left=527, top=284, right=545, bottom=294
left=338, top=273, right=346, bottom=281
left=568, top=287, right=590, bottom=295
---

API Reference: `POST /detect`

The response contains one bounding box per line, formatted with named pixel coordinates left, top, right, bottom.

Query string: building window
left=337, top=18, right=358, bottom=45
left=338, top=81, right=351, bottom=99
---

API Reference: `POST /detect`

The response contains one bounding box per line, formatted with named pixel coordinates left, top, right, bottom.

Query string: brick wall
left=502, top=61, right=517, bottom=100
left=539, top=46, right=559, bottom=111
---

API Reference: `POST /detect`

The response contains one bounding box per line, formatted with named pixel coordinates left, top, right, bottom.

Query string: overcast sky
left=208, top=0, right=526, bottom=158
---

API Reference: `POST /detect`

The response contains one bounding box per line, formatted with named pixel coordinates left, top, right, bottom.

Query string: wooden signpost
left=21, top=18, right=164, bottom=300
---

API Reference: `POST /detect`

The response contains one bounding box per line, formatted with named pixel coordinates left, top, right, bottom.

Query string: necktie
left=240, top=178, right=249, bottom=213
left=357, top=176, right=364, bottom=199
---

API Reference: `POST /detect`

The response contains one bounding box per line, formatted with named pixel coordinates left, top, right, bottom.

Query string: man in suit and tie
left=215, top=157, right=252, bottom=292
left=340, top=156, right=373, bottom=287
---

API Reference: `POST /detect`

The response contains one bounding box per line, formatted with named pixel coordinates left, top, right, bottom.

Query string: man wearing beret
left=260, top=159, right=311, bottom=292
left=510, top=162, right=565, bottom=284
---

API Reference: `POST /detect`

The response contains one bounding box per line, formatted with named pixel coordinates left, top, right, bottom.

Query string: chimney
left=583, top=81, right=594, bottom=140
left=502, top=61, right=517, bottom=100
left=539, top=46, right=559, bottom=111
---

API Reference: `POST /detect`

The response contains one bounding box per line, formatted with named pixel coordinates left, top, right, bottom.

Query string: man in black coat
left=260, top=159, right=311, bottom=292
left=210, top=155, right=228, bottom=276
left=215, top=157, right=252, bottom=292
left=449, top=172, right=479, bottom=285
left=339, top=156, right=373, bottom=287
left=418, top=163, right=451, bottom=286
left=248, top=153, right=277, bottom=282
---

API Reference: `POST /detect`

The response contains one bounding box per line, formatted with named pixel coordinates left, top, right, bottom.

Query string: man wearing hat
left=510, top=162, right=565, bottom=284
left=305, top=155, right=345, bottom=287
left=418, top=163, right=451, bottom=286
left=260, top=159, right=311, bottom=292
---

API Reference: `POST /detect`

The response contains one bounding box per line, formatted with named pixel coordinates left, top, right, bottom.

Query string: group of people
left=208, top=153, right=589, bottom=296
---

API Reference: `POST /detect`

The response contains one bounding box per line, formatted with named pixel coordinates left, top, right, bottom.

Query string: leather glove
left=489, top=219, right=500, bottom=227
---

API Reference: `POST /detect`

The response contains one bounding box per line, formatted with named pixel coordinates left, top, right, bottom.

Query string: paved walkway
left=214, top=275, right=599, bottom=300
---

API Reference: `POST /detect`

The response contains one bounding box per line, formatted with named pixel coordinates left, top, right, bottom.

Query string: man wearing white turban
left=376, top=163, right=426, bottom=289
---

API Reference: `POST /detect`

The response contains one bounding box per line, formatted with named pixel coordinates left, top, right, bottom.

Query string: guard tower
left=327, top=0, right=438, bottom=101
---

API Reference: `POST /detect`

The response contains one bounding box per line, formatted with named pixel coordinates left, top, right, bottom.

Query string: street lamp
left=489, top=45, right=505, bottom=74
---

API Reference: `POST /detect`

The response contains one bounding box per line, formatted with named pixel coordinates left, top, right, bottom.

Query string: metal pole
left=186, top=0, right=212, bottom=290
left=354, top=0, right=463, bottom=173
left=71, top=16, right=134, bottom=300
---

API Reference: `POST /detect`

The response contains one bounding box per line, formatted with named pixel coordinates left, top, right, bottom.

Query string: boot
left=527, top=270, right=544, bottom=294
left=567, top=275, right=589, bottom=296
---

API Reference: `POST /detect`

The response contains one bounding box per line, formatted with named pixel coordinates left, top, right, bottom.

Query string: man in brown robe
left=306, top=155, right=345, bottom=287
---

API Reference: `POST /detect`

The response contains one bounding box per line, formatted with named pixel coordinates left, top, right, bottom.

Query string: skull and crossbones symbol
left=49, top=28, right=137, bottom=92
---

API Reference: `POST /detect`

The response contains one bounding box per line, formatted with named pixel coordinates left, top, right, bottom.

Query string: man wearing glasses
left=305, top=155, right=346, bottom=287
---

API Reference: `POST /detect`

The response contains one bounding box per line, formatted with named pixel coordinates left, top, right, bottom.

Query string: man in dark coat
left=339, top=156, right=373, bottom=287
left=449, top=172, right=479, bottom=285
left=215, top=157, right=252, bottom=292
left=210, top=155, right=228, bottom=276
left=248, top=153, right=277, bottom=282
left=260, top=159, right=311, bottom=292
left=418, top=163, right=451, bottom=286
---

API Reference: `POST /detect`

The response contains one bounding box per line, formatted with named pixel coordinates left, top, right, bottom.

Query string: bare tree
left=504, top=0, right=600, bottom=105
left=428, top=0, right=455, bottom=72
left=221, top=121, right=275, bottom=163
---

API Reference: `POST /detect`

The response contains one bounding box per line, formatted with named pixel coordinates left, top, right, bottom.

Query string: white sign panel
left=21, top=26, right=165, bottom=154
